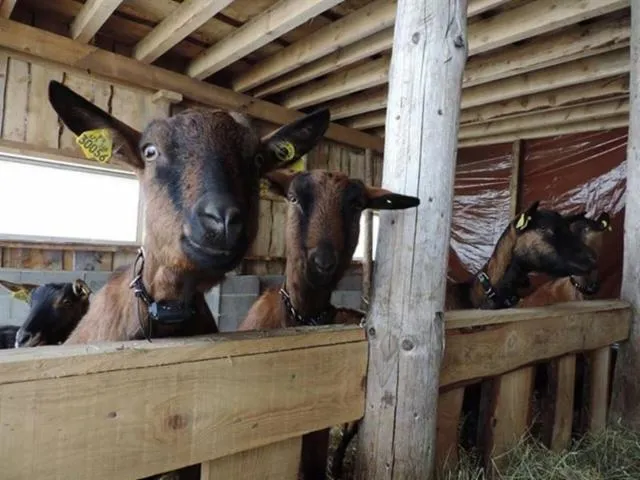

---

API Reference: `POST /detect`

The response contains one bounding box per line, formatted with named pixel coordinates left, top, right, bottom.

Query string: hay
left=439, top=426, right=640, bottom=480
left=328, top=426, right=640, bottom=480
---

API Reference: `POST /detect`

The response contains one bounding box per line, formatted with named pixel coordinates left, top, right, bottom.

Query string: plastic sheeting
left=448, top=128, right=627, bottom=300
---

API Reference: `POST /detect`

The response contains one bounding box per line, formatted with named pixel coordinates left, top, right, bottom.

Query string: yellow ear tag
left=602, top=220, right=612, bottom=231
left=275, top=141, right=296, bottom=162
left=75, top=129, right=113, bottom=164
left=12, top=288, right=31, bottom=303
left=515, top=214, right=531, bottom=230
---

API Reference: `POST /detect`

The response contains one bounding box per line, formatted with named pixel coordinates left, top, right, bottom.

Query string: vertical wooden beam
left=200, top=437, right=302, bottom=479
left=435, top=388, right=465, bottom=471
left=610, top=0, right=640, bottom=430
left=354, top=0, right=468, bottom=478
left=361, top=148, right=374, bottom=310
left=550, top=354, right=577, bottom=452
left=483, top=367, right=535, bottom=470
left=588, top=347, right=611, bottom=433
left=509, top=139, right=522, bottom=217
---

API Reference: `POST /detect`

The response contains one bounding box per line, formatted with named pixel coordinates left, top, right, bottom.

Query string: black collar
left=476, top=271, right=520, bottom=308
left=570, top=275, right=600, bottom=296
left=129, top=247, right=197, bottom=341
left=279, top=286, right=336, bottom=326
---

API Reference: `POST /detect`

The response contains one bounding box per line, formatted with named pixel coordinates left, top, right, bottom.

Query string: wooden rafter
left=326, top=86, right=388, bottom=121
left=282, top=55, right=390, bottom=109
left=133, top=0, right=235, bottom=63
left=70, top=0, right=125, bottom=43
left=251, top=28, right=394, bottom=99
left=231, top=0, right=397, bottom=93
left=459, top=98, right=630, bottom=139
left=277, top=0, right=629, bottom=110
left=186, top=0, right=345, bottom=80
left=0, top=18, right=383, bottom=151
left=458, top=115, right=629, bottom=147
left=236, top=0, right=627, bottom=98
left=460, top=76, right=629, bottom=125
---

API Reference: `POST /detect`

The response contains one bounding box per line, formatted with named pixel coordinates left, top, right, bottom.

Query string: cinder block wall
left=0, top=269, right=363, bottom=332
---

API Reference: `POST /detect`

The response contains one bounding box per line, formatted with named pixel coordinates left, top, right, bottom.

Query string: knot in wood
left=166, top=414, right=189, bottom=430
left=401, top=338, right=415, bottom=351
left=367, top=326, right=376, bottom=337
left=454, top=35, right=465, bottom=49
left=411, top=32, right=420, bottom=44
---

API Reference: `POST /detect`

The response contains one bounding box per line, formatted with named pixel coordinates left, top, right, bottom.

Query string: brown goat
left=445, top=201, right=597, bottom=311
left=518, top=212, right=611, bottom=307
left=47, top=80, right=330, bottom=345
left=238, top=169, right=420, bottom=480
left=0, top=279, right=91, bottom=347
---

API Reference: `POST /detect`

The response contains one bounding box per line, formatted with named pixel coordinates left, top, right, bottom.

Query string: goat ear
left=596, top=212, right=612, bottom=231
left=259, top=108, right=330, bottom=174
left=365, top=186, right=421, bottom=210
left=72, top=279, right=92, bottom=298
left=0, top=280, right=38, bottom=303
left=263, top=169, right=298, bottom=198
left=48, top=81, right=143, bottom=170
left=514, top=200, right=540, bottom=231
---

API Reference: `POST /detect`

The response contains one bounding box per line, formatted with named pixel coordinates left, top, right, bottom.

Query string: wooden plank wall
left=0, top=55, right=379, bottom=275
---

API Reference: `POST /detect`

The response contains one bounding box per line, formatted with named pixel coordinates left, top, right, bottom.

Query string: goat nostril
left=313, top=253, right=337, bottom=273
left=225, top=207, right=242, bottom=229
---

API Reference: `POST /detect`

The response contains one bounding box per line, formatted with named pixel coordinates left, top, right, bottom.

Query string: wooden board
left=201, top=437, right=302, bottom=479
left=2, top=57, right=28, bottom=142
left=441, top=302, right=631, bottom=388
left=550, top=354, right=577, bottom=452
left=25, top=63, right=63, bottom=148
left=587, top=347, right=611, bottom=433
left=483, top=366, right=535, bottom=469
left=436, top=387, right=465, bottom=471
left=0, top=327, right=366, bottom=480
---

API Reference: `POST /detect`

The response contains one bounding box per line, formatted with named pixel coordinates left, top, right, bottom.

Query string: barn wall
left=450, top=128, right=628, bottom=300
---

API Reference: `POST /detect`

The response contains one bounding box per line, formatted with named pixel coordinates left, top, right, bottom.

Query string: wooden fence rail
left=0, top=301, right=630, bottom=479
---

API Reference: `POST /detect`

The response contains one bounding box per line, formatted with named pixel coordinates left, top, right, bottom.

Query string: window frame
left=0, top=148, right=143, bottom=247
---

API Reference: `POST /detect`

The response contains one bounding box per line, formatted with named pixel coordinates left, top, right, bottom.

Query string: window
left=0, top=156, right=140, bottom=244
left=353, top=213, right=379, bottom=261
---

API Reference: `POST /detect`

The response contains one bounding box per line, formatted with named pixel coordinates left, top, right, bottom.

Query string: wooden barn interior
left=0, top=0, right=636, bottom=479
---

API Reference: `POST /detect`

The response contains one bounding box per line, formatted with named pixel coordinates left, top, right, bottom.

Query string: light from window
left=0, top=157, right=140, bottom=243
left=353, top=213, right=379, bottom=260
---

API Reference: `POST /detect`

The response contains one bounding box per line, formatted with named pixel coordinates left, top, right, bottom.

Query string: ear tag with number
left=515, top=214, right=531, bottom=231
left=12, top=288, right=31, bottom=303
left=76, top=129, right=113, bottom=164
left=274, top=141, right=296, bottom=162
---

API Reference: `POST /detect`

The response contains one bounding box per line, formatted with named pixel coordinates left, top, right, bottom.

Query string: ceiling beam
left=464, top=14, right=630, bottom=88
left=459, top=98, right=630, bottom=140
left=133, top=0, right=235, bottom=64
left=186, top=0, right=345, bottom=80
left=70, top=0, right=125, bottom=43
left=281, top=55, right=390, bottom=109
left=251, top=28, right=394, bottom=99
left=458, top=115, right=629, bottom=148
left=461, top=48, right=629, bottom=109
left=325, top=86, right=388, bottom=120
left=0, top=0, right=17, bottom=18
left=343, top=111, right=386, bottom=130
left=235, top=0, right=627, bottom=95
left=460, top=76, right=629, bottom=125
left=333, top=47, right=630, bottom=124
left=278, top=2, right=630, bottom=110
left=231, top=0, right=397, bottom=93
left=0, top=18, right=383, bottom=152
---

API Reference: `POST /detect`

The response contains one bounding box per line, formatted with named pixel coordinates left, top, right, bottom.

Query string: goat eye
left=254, top=153, right=264, bottom=168
left=287, top=193, right=298, bottom=205
left=142, top=144, right=158, bottom=161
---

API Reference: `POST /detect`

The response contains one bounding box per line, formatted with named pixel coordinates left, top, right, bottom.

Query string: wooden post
left=610, top=0, right=640, bottom=430
left=361, top=148, right=374, bottom=310
left=354, top=0, right=468, bottom=478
